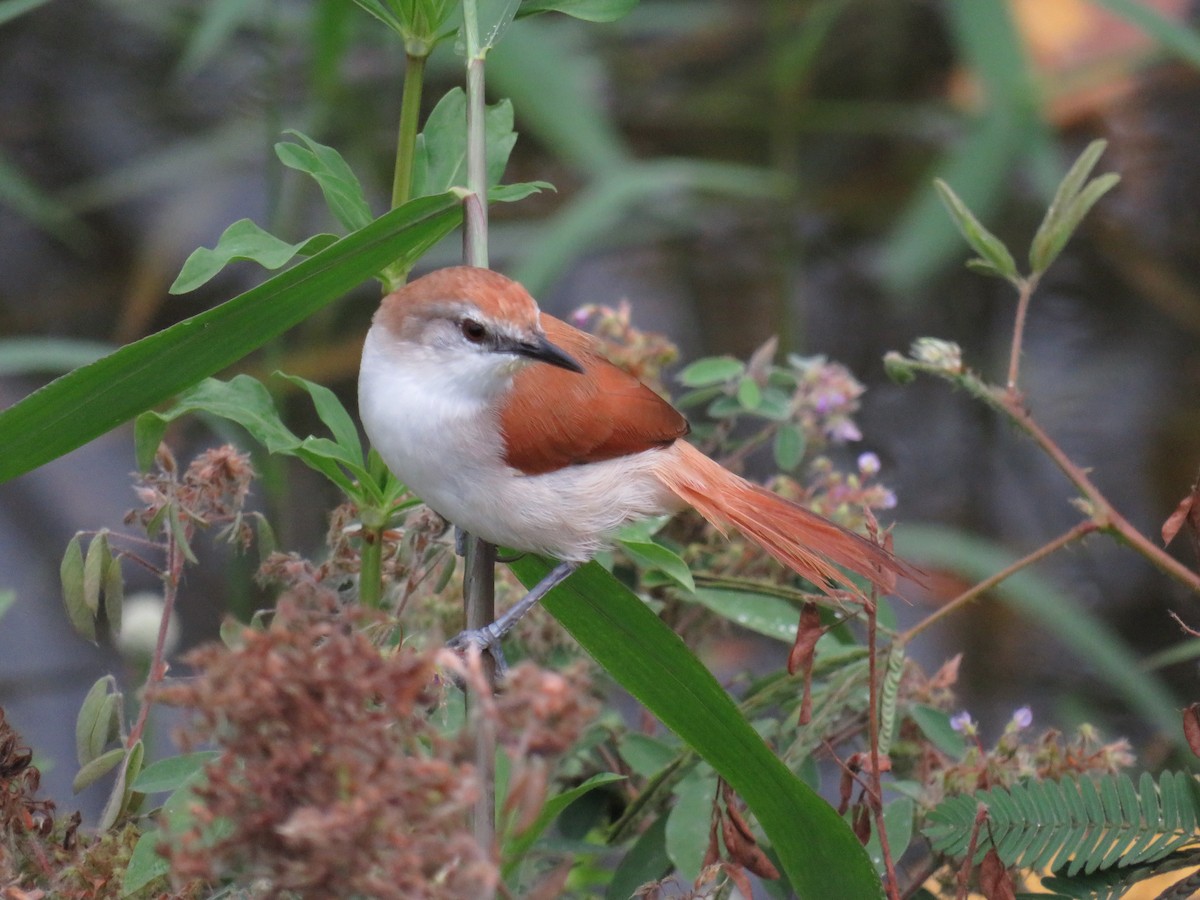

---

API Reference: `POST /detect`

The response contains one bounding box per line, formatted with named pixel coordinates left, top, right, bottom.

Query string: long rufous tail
left=657, top=441, right=911, bottom=597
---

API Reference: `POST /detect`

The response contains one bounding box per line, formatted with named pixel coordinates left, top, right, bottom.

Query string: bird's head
left=371, top=267, right=583, bottom=381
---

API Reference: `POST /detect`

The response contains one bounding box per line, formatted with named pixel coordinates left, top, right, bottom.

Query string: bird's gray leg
left=448, top=561, right=579, bottom=676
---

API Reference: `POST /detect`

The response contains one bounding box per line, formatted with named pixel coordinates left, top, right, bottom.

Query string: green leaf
left=1029, top=172, right=1120, bottom=275
left=132, top=751, right=220, bottom=794
left=0, top=589, right=14, bottom=621
left=275, top=130, right=374, bottom=232
left=103, top=557, right=124, bottom=640
left=773, top=423, right=806, bottom=471
left=489, top=181, right=552, bottom=203
left=412, top=90, right=520, bottom=199
left=690, top=587, right=798, bottom=643
left=736, top=376, right=762, bottom=410
left=97, top=740, right=143, bottom=831
left=618, top=538, right=695, bottom=592
left=75, top=676, right=115, bottom=767
left=617, top=733, right=677, bottom=778
left=867, top=796, right=914, bottom=875
left=123, top=828, right=171, bottom=896
left=277, top=373, right=363, bottom=462
left=0, top=192, right=461, bottom=484
left=513, top=557, right=885, bottom=899
left=60, top=535, right=93, bottom=642
left=519, top=0, right=637, bottom=22
left=474, top=0, right=520, bottom=51
left=82, top=531, right=109, bottom=617
left=933, top=178, right=1019, bottom=282
left=909, top=704, right=966, bottom=759
left=72, top=746, right=124, bottom=795
left=170, top=219, right=338, bottom=294
left=606, top=814, right=671, bottom=900
left=677, top=356, right=745, bottom=387
left=0, top=338, right=113, bottom=376
left=0, top=0, right=56, bottom=27
left=501, top=772, right=625, bottom=877
left=665, top=768, right=717, bottom=881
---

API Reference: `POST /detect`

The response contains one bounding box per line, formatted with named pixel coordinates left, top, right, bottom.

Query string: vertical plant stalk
left=1005, top=276, right=1037, bottom=396
left=127, top=524, right=183, bottom=748
left=461, top=0, right=498, bottom=874
left=391, top=51, right=428, bottom=210
left=358, top=510, right=386, bottom=609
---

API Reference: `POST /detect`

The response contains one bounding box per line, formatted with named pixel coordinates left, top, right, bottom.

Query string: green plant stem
left=900, top=521, right=1096, bottom=643
left=359, top=523, right=385, bottom=608
left=391, top=52, right=427, bottom=211
left=1005, top=275, right=1038, bottom=396
left=460, top=0, right=497, bottom=881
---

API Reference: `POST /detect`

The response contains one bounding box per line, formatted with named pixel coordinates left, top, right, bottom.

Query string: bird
left=358, top=266, right=910, bottom=662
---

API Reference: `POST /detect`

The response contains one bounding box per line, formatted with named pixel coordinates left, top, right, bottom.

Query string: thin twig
left=1005, top=275, right=1037, bottom=397
left=900, top=521, right=1097, bottom=644
left=127, top=518, right=183, bottom=747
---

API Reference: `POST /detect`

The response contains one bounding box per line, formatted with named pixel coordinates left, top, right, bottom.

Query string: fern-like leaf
left=1039, top=848, right=1200, bottom=900
left=925, top=772, right=1200, bottom=878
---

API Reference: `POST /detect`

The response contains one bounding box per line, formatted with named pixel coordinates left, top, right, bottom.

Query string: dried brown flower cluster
left=155, top=595, right=599, bottom=898
left=125, top=445, right=257, bottom=550
left=156, top=599, right=491, bottom=898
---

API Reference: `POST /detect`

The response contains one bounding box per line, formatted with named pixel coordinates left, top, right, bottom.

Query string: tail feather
left=658, top=442, right=910, bottom=597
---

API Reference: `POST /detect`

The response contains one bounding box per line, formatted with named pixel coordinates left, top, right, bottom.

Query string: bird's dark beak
left=512, top=334, right=585, bottom=374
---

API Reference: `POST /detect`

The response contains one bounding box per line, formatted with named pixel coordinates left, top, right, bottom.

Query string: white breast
left=358, top=326, right=681, bottom=561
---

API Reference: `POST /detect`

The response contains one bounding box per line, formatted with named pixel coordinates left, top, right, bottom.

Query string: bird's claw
left=447, top=625, right=509, bottom=678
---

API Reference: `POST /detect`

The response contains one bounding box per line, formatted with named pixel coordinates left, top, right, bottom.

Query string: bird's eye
left=460, top=318, right=487, bottom=343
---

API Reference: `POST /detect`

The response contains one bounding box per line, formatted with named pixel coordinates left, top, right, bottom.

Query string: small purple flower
left=1011, top=706, right=1033, bottom=729
left=950, top=711, right=976, bottom=734
left=828, top=419, right=862, bottom=442
left=857, top=452, right=881, bottom=477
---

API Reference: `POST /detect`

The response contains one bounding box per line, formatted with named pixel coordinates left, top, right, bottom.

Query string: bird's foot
left=447, top=624, right=509, bottom=678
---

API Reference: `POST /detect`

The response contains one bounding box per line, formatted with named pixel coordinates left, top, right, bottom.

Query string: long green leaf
left=511, top=556, right=883, bottom=899
left=0, top=193, right=461, bottom=483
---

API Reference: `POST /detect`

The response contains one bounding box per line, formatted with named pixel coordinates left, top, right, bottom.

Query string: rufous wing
left=500, top=315, right=689, bottom=475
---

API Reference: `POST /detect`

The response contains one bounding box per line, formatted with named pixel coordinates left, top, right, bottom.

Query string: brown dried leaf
left=724, top=862, right=754, bottom=900
left=720, top=813, right=780, bottom=879
left=852, top=803, right=871, bottom=844
left=979, top=848, right=1017, bottom=900
left=837, top=764, right=854, bottom=815
left=789, top=602, right=822, bottom=724
left=929, top=653, right=963, bottom=691
left=1183, top=703, right=1200, bottom=759
left=1162, top=482, right=1198, bottom=547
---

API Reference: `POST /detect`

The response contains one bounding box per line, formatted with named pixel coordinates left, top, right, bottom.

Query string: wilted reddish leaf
left=1162, top=486, right=1198, bottom=547
left=852, top=804, right=872, bottom=844
left=788, top=601, right=822, bottom=675
left=979, top=849, right=1016, bottom=900
left=702, top=807, right=720, bottom=869
left=837, top=765, right=855, bottom=815
left=1184, top=703, right=1200, bottom=759
left=725, top=863, right=754, bottom=899
left=789, top=602, right=822, bottom=723
left=929, top=653, right=963, bottom=691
